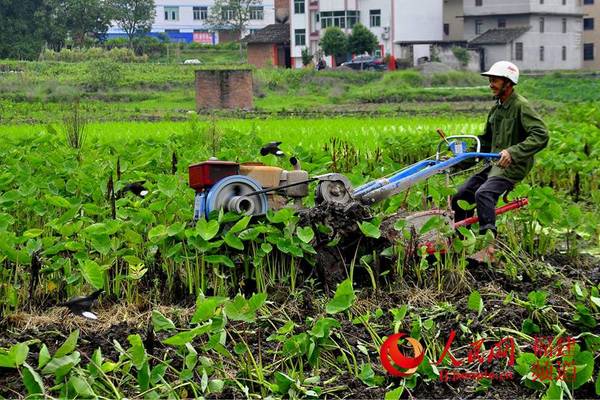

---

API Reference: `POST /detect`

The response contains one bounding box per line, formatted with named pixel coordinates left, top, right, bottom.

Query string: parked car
left=340, top=55, right=386, bottom=71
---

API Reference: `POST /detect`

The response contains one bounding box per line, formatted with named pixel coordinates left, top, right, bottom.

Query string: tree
left=51, top=0, right=113, bottom=47
left=0, top=0, right=59, bottom=59
left=347, top=23, right=378, bottom=56
left=207, top=0, right=263, bottom=59
left=319, top=27, right=347, bottom=66
left=110, top=0, right=156, bottom=47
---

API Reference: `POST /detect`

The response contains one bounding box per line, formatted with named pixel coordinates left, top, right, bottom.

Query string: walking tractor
left=188, top=133, right=528, bottom=253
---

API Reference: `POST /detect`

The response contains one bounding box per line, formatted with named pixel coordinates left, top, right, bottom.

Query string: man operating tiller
left=451, top=61, right=549, bottom=263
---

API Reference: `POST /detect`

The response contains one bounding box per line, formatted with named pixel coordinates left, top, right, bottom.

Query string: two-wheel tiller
left=188, top=134, right=528, bottom=251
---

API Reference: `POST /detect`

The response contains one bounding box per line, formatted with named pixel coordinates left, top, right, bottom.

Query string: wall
left=465, top=0, right=581, bottom=16
left=195, top=69, right=253, bottom=110
left=437, top=46, right=481, bottom=71
left=248, top=44, right=276, bottom=68
left=394, top=0, right=443, bottom=42
left=583, top=2, right=600, bottom=69
left=443, top=0, right=464, bottom=41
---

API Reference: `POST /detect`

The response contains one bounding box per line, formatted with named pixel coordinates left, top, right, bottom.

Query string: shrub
left=86, top=59, right=123, bottom=90
left=451, top=46, right=471, bottom=68
left=301, top=47, right=313, bottom=66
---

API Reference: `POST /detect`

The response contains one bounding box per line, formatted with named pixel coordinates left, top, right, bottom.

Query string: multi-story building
left=464, top=0, right=583, bottom=71
left=107, top=1, right=276, bottom=44
left=583, top=0, right=599, bottom=68
left=444, top=0, right=464, bottom=41
left=289, top=0, right=443, bottom=68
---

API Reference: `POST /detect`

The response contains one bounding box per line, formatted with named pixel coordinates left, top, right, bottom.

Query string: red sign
left=193, top=32, right=212, bottom=44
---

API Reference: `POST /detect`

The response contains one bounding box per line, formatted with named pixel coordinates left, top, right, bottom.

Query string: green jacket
left=480, top=92, right=549, bottom=182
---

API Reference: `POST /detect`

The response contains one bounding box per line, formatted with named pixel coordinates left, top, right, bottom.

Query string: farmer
left=451, top=61, right=549, bottom=262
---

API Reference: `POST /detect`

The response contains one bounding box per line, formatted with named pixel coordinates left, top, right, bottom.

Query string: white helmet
left=481, top=61, right=519, bottom=85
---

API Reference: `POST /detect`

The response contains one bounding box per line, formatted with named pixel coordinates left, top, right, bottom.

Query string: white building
left=107, top=1, right=276, bottom=44
left=289, top=0, right=443, bottom=68
left=465, top=0, right=583, bottom=71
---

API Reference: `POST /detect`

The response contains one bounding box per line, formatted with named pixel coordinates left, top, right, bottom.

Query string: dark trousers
left=451, top=167, right=514, bottom=235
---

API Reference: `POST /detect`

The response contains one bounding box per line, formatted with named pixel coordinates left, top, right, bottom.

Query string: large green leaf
left=204, top=255, right=234, bottom=268
left=162, top=324, right=212, bottom=346
left=148, top=224, right=168, bottom=243
left=224, top=293, right=266, bottom=322
left=127, top=334, right=147, bottom=369
left=41, top=352, right=81, bottom=377
left=467, top=290, right=483, bottom=315
left=151, top=310, right=176, bottom=332
left=357, top=221, right=381, bottom=239
left=0, top=342, right=29, bottom=368
left=224, top=232, right=244, bottom=250
left=229, top=216, right=251, bottom=233
left=54, top=330, right=79, bottom=358
left=191, top=296, right=227, bottom=323
left=68, top=375, right=94, bottom=398
left=22, top=362, right=45, bottom=396
left=196, top=218, right=220, bottom=241
left=326, top=279, right=356, bottom=314
left=80, top=261, right=104, bottom=289
left=157, top=176, right=178, bottom=198
left=296, top=226, right=315, bottom=243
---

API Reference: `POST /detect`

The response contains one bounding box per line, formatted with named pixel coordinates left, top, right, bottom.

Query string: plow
left=188, top=133, right=528, bottom=256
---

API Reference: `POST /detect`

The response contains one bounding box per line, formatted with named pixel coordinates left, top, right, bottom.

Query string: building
left=583, top=0, right=599, bottom=69
left=464, top=0, right=583, bottom=71
left=443, top=0, right=464, bottom=41
left=289, top=0, right=443, bottom=68
left=107, top=1, right=276, bottom=44
left=243, top=24, right=291, bottom=67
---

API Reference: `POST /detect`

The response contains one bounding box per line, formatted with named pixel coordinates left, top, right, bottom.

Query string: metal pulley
left=315, top=173, right=353, bottom=205
left=204, top=175, right=268, bottom=217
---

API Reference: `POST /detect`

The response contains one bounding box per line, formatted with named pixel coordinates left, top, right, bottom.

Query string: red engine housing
left=188, top=160, right=239, bottom=191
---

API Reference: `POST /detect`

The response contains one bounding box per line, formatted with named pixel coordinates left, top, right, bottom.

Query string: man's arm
left=505, top=103, right=549, bottom=163
left=479, top=118, right=493, bottom=153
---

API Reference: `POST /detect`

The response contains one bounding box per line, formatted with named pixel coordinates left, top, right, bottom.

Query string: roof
left=242, top=24, right=290, bottom=44
left=469, top=27, right=530, bottom=45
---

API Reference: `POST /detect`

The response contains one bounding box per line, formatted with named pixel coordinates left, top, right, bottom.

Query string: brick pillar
left=195, top=69, right=253, bottom=110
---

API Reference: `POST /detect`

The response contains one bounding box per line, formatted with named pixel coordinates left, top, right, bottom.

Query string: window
left=584, top=18, right=594, bottom=30
left=539, top=17, right=544, bottom=33
left=475, top=20, right=483, bottom=34
left=164, top=6, right=179, bottom=21
left=539, top=46, right=544, bottom=61
left=222, top=7, right=236, bottom=20
left=498, top=18, right=506, bottom=28
left=515, top=42, right=523, bottom=60
left=540, top=0, right=544, bottom=4
left=584, top=43, right=594, bottom=60
left=444, top=23, right=450, bottom=35
left=295, top=29, right=306, bottom=46
left=584, top=0, right=593, bottom=4
left=294, top=0, right=305, bottom=14
left=562, top=0, right=566, bottom=4
left=562, top=18, right=567, bottom=33
left=249, top=6, right=264, bottom=20
left=370, top=10, right=381, bottom=27
left=562, top=46, right=567, bottom=60
left=193, top=6, right=208, bottom=20
left=320, top=10, right=360, bottom=29
left=475, top=0, right=482, bottom=6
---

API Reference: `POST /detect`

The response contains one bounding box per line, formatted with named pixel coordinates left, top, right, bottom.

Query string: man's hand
left=498, top=150, right=512, bottom=168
